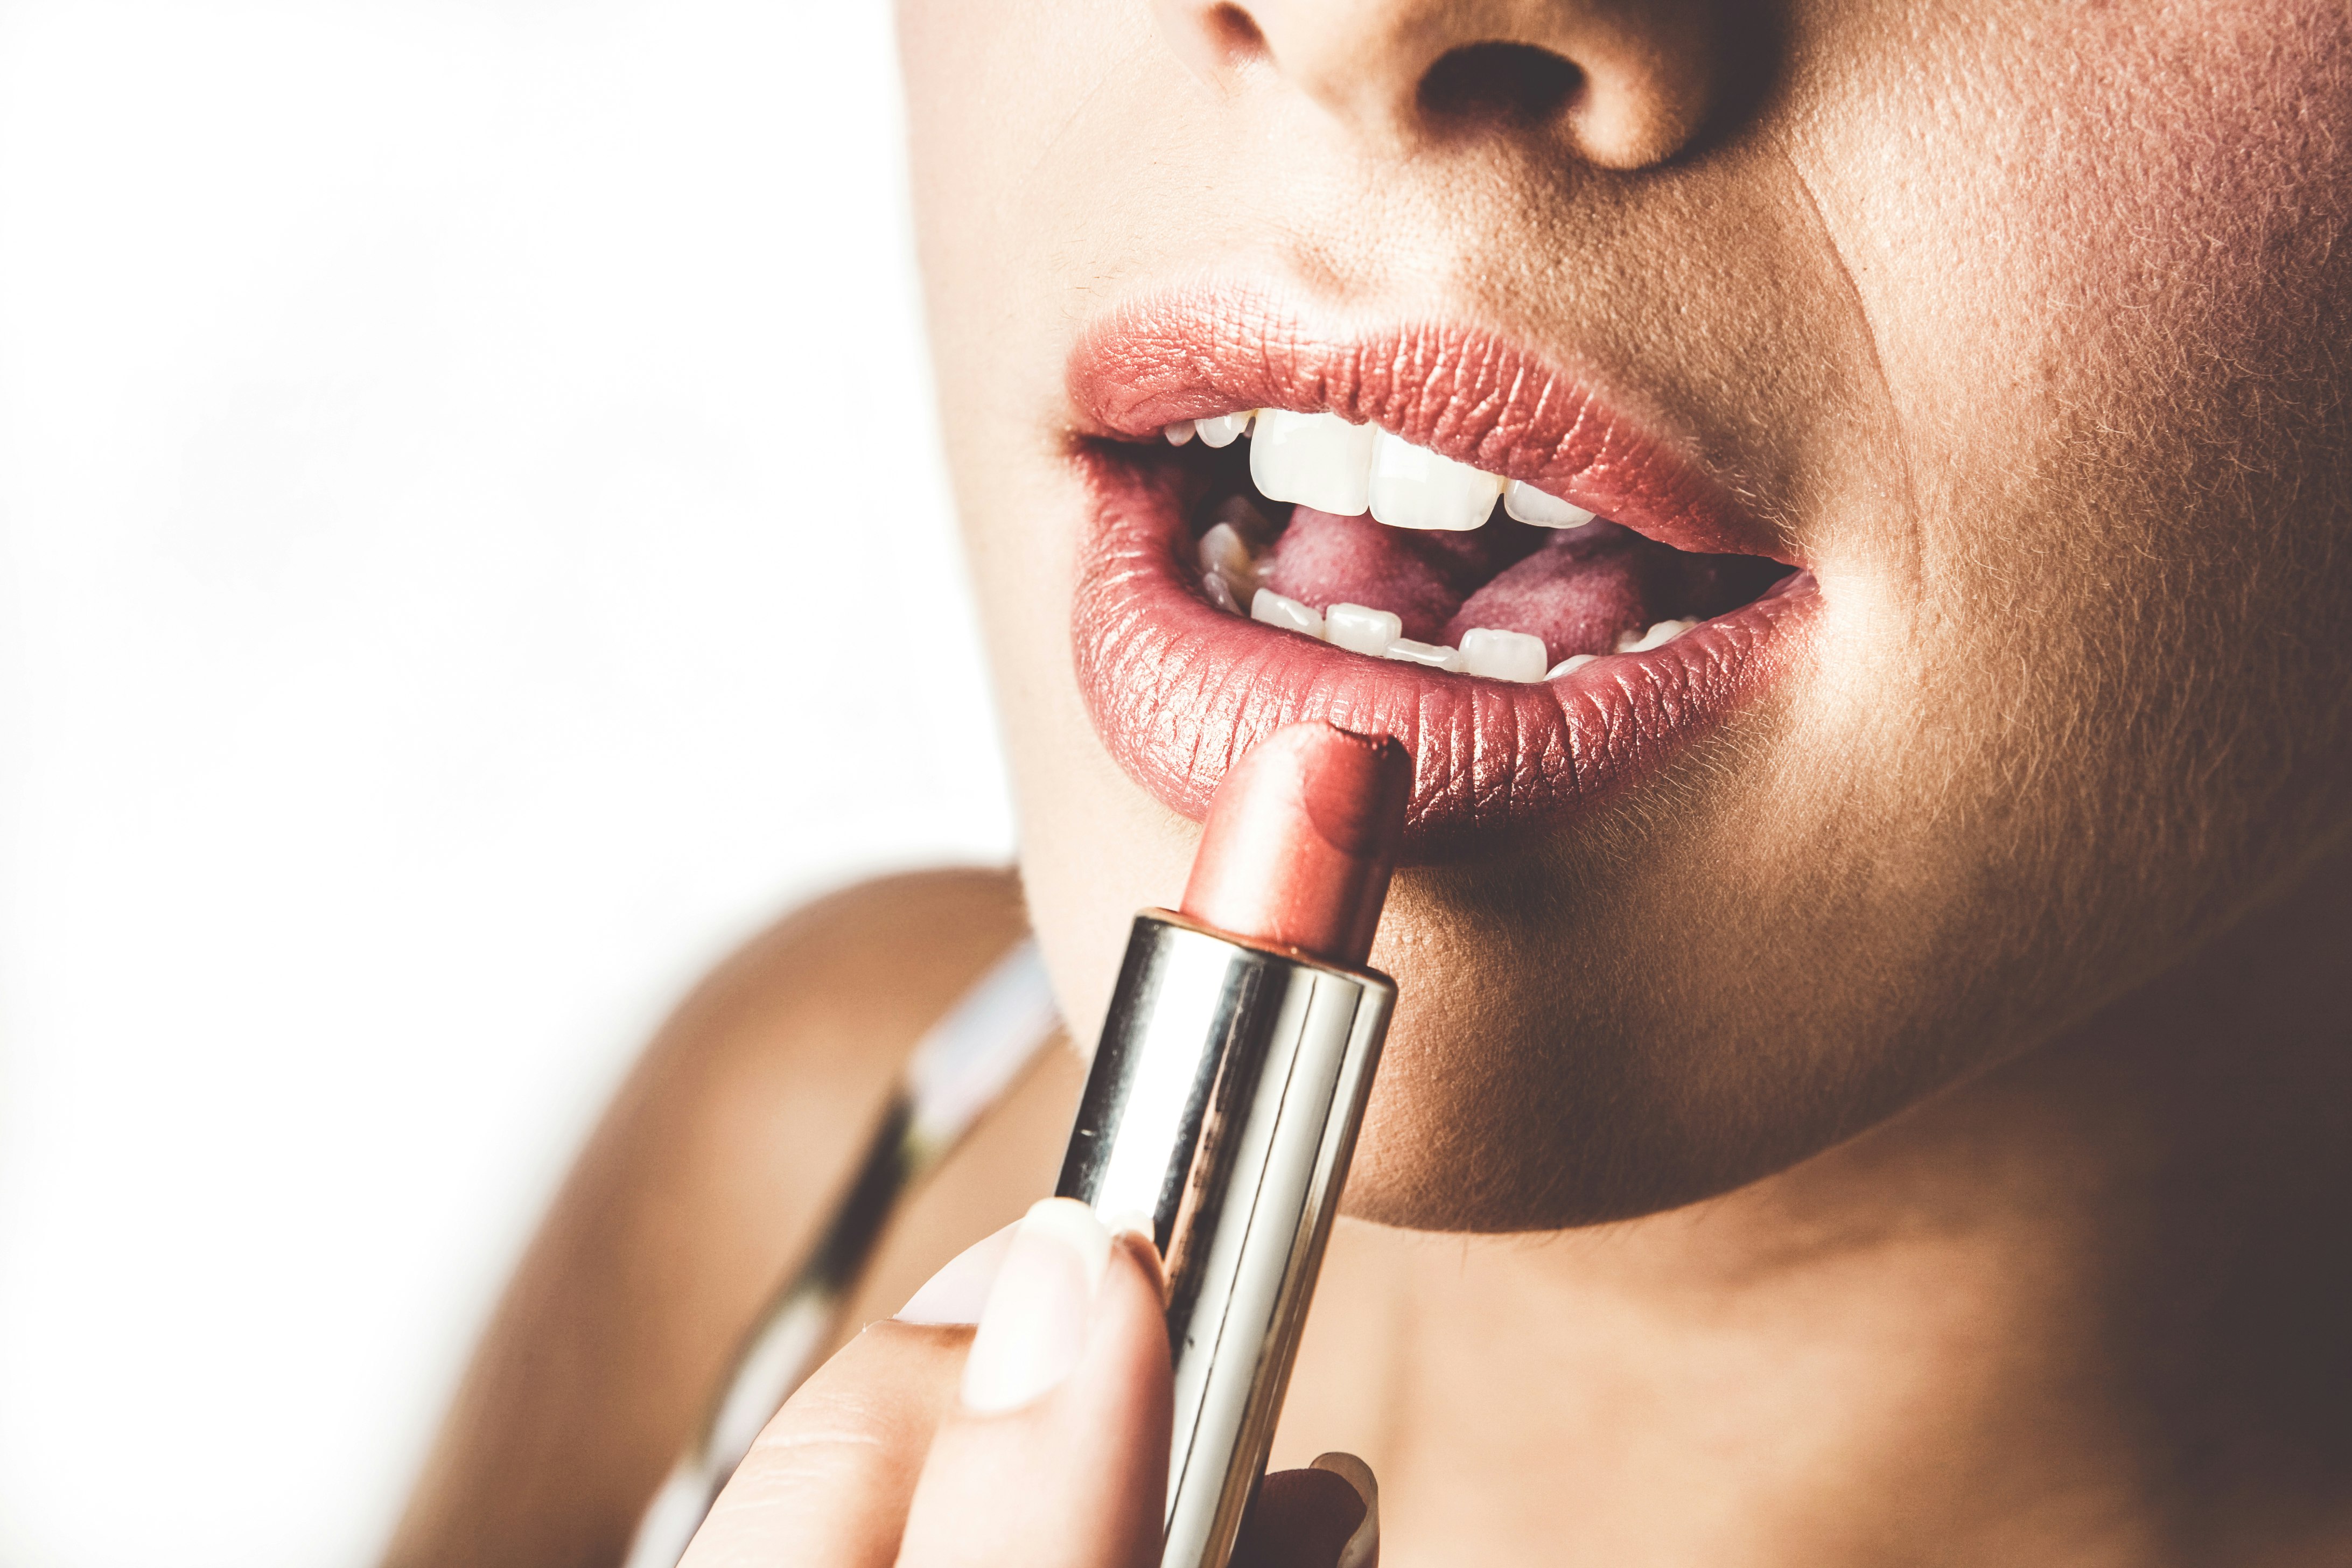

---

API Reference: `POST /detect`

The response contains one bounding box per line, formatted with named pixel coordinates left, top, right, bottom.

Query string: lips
left=1066, top=284, right=1820, bottom=858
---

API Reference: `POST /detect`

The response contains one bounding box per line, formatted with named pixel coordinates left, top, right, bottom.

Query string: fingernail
left=959, top=1197, right=1113, bottom=1413
left=895, top=1224, right=1018, bottom=1326
left=1310, top=1453, right=1380, bottom=1568
left=1104, top=1209, right=1158, bottom=1250
left=1104, top=1209, right=1164, bottom=1294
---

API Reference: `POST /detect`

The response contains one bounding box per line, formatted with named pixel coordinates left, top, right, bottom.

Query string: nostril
left=1417, top=42, right=1581, bottom=133
left=1201, top=4, right=1269, bottom=68
left=1153, top=0, right=1268, bottom=87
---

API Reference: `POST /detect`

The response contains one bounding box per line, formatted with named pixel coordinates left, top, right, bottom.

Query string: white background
left=0, top=4, right=1016, bottom=1564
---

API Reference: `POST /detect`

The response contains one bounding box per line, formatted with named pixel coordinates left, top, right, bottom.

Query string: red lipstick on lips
left=1066, top=282, right=1822, bottom=857
left=1058, top=720, right=1408, bottom=1568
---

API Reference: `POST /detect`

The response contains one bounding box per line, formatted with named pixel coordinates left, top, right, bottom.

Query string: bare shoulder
left=677, top=863, right=1033, bottom=1044
left=591, top=864, right=1041, bottom=1252
left=384, top=864, right=1067, bottom=1568
left=648, top=864, right=1035, bottom=1104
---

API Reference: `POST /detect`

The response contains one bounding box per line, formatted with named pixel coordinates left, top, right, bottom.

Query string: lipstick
left=1056, top=721, right=1409, bottom=1568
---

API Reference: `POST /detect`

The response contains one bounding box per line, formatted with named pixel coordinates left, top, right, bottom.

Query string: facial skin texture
left=898, top=0, right=2351, bottom=1236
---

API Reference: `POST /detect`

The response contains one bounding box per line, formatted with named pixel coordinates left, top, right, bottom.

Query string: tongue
left=1442, top=524, right=1683, bottom=659
left=1247, top=507, right=1533, bottom=644
left=1259, top=507, right=1784, bottom=664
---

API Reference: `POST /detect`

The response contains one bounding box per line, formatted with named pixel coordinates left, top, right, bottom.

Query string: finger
left=678, top=1320, right=963, bottom=1568
left=896, top=1198, right=1173, bottom=1568
left=897, top=1222, right=1018, bottom=1325
left=679, top=1222, right=1021, bottom=1568
left=1231, top=1459, right=1375, bottom=1568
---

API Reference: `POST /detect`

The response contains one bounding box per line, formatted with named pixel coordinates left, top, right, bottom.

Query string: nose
left=1152, top=0, right=1738, bottom=171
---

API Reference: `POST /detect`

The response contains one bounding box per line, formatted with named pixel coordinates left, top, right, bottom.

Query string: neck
left=1301, top=850, right=2352, bottom=1566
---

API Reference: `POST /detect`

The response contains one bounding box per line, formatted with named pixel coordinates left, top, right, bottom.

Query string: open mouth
left=1066, top=286, right=1821, bottom=858
left=1169, top=412, right=1790, bottom=681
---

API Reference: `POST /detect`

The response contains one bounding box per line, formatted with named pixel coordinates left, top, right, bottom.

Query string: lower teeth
left=1386, top=637, right=1466, bottom=673
left=1615, top=618, right=1697, bottom=653
left=1213, top=510, right=1699, bottom=683
left=1248, top=587, right=1323, bottom=638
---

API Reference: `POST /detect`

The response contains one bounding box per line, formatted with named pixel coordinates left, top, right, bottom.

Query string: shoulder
left=596, top=862, right=1044, bottom=1278
left=691, top=864, right=1030, bottom=1021
left=639, top=864, right=1033, bottom=1110
left=384, top=865, right=1051, bottom=1568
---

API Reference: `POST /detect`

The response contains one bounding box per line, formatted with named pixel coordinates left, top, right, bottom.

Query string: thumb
left=1232, top=1452, right=1378, bottom=1568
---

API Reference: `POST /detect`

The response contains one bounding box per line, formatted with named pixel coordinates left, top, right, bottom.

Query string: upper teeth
left=1502, top=480, right=1593, bottom=528
left=1252, top=409, right=1377, bottom=516
left=1178, top=408, right=1594, bottom=530
left=1370, top=429, right=1500, bottom=531
left=1192, top=410, right=1254, bottom=449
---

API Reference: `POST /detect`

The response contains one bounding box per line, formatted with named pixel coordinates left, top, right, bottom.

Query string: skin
left=910, top=0, right=2352, bottom=1226
left=382, top=871, right=1086, bottom=1568
left=392, top=2, right=2352, bottom=1564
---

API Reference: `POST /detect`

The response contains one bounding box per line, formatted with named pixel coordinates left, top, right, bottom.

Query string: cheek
left=900, top=0, right=1229, bottom=1044
left=1797, top=0, right=2352, bottom=544
left=990, top=543, right=1202, bottom=1052
left=1793, top=0, right=2352, bottom=884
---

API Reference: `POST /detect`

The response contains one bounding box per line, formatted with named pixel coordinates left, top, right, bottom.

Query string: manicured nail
left=1103, top=1211, right=1168, bottom=1301
left=895, top=1224, right=1018, bottom=1326
left=1311, top=1452, right=1380, bottom=1568
left=958, top=1198, right=1113, bottom=1413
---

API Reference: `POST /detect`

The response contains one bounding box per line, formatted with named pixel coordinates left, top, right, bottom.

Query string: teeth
left=1197, top=522, right=1261, bottom=600
left=1189, top=413, right=1609, bottom=537
left=1231, top=592, right=1673, bottom=683
left=1459, top=627, right=1549, bottom=683
left=1250, top=410, right=1376, bottom=515
left=1198, top=423, right=1663, bottom=678
left=1194, top=410, right=1255, bottom=449
left=1616, top=618, right=1696, bottom=654
left=1503, top=481, right=1594, bottom=528
left=1249, top=588, right=1325, bottom=639
left=1203, top=493, right=1277, bottom=543
left=1368, top=430, right=1503, bottom=531
left=1325, top=602, right=1402, bottom=657
left=1386, top=638, right=1466, bottom=672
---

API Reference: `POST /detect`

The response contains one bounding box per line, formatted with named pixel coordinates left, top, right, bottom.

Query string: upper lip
left=1067, top=278, right=1795, bottom=566
left=1063, top=279, right=1818, bottom=858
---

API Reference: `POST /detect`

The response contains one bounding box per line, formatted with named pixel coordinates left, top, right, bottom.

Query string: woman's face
left=897, top=0, right=2352, bottom=1228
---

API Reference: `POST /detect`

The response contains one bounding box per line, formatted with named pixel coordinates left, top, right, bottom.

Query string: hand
left=681, top=1198, right=1378, bottom=1568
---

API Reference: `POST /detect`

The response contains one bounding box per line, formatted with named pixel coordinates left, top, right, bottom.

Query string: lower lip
left=1069, top=449, right=1822, bottom=858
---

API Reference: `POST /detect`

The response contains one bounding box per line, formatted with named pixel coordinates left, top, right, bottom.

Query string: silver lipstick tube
left=1055, top=910, right=1395, bottom=1568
